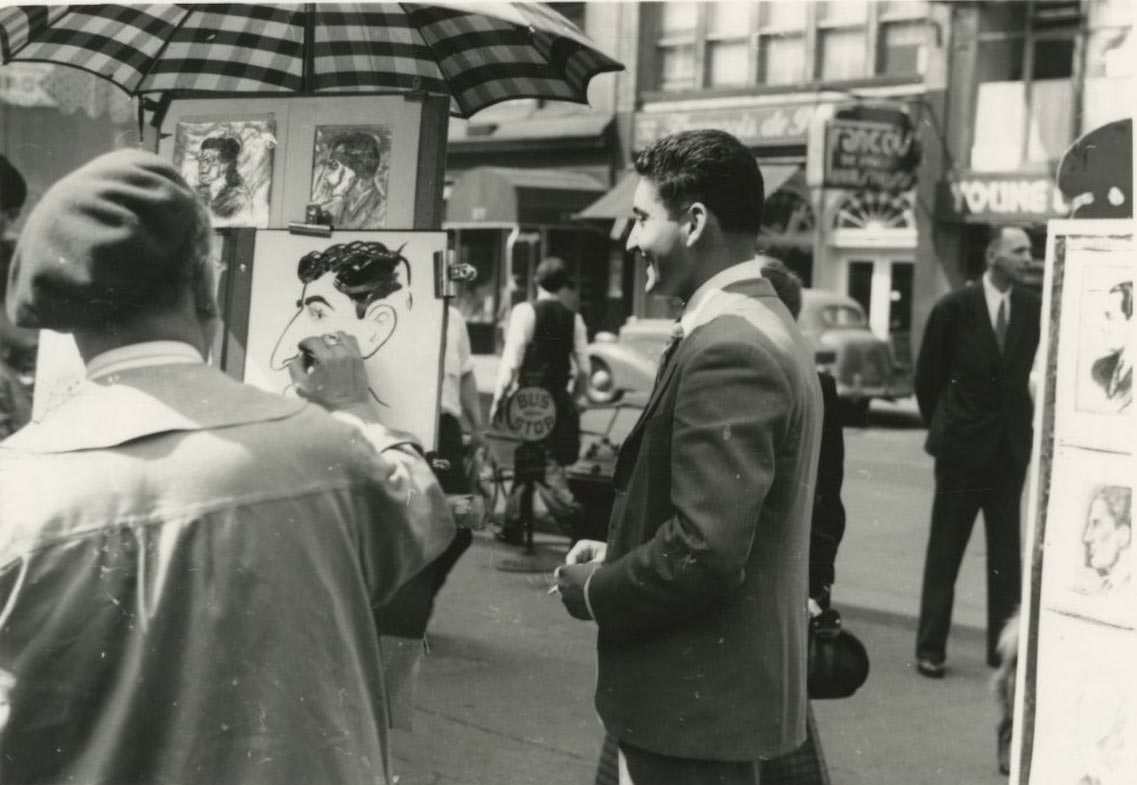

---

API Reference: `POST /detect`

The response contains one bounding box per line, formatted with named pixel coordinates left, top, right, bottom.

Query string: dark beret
left=5, top=148, right=201, bottom=331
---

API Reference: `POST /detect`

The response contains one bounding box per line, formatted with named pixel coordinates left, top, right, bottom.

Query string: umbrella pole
left=302, top=3, right=316, bottom=93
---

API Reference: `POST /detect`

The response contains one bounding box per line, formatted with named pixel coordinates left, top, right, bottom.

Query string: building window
left=877, top=1, right=929, bottom=76
left=757, top=2, right=809, bottom=85
left=648, top=1, right=928, bottom=93
left=1083, top=0, right=1134, bottom=132
left=705, top=2, right=754, bottom=87
left=657, top=2, right=699, bottom=92
left=968, top=0, right=1126, bottom=172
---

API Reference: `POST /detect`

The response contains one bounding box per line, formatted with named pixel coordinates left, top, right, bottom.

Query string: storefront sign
left=823, top=117, right=918, bottom=191
left=0, top=63, right=57, bottom=108
left=940, top=174, right=1070, bottom=221
left=633, top=103, right=815, bottom=149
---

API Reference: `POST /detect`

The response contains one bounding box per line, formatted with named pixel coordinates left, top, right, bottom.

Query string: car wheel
left=587, top=359, right=624, bottom=405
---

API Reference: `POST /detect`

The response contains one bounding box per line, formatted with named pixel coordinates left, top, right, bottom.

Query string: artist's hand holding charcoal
left=288, top=331, right=373, bottom=415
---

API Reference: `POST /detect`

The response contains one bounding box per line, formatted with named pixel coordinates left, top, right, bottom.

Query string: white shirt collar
left=982, top=271, right=1012, bottom=327
left=680, top=258, right=768, bottom=338
left=536, top=288, right=559, bottom=302
left=86, top=341, right=204, bottom=381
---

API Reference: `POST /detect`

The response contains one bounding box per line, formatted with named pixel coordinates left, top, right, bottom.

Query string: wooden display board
left=1012, top=220, right=1136, bottom=785
left=31, top=94, right=452, bottom=449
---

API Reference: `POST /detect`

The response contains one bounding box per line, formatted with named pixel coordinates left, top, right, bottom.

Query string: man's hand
left=555, top=563, right=597, bottom=621
left=566, top=539, right=607, bottom=565
left=287, top=331, right=373, bottom=415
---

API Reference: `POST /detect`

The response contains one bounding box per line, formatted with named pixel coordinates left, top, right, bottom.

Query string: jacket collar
left=2, top=363, right=305, bottom=454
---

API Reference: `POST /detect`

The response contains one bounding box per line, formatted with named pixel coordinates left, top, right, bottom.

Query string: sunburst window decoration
left=833, top=190, right=915, bottom=231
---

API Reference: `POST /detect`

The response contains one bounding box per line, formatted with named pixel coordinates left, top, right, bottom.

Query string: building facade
left=595, top=0, right=1132, bottom=364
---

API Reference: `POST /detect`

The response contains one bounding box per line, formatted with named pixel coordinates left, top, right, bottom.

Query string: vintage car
left=586, top=289, right=913, bottom=418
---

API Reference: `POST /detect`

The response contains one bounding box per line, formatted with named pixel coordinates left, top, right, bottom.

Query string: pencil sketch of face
left=270, top=240, right=413, bottom=376
left=1082, top=485, right=1132, bottom=578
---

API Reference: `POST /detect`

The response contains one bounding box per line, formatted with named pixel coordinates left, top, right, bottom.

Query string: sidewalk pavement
left=390, top=534, right=1007, bottom=785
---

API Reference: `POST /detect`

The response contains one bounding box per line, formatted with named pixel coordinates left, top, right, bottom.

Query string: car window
left=821, top=305, right=868, bottom=328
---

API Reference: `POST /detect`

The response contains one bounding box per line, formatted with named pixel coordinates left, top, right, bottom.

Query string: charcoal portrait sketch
left=173, top=118, right=276, bottom=228
left=309, top=125, right=392, bottom=229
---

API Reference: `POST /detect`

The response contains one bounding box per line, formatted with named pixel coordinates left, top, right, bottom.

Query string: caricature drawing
left=270, top=240, right=412, bottom=405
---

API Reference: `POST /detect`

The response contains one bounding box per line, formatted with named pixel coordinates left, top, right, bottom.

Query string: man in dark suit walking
left=555, top=129, right=823, bottom=784
left=914, top=226, right=1040, bottom=678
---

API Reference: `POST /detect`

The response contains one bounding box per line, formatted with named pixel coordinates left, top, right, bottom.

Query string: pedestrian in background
left=0, top=149, right=455, bottom=785
left=0, top=154, right=34, bottom=439
left=560, top=129, right=823, bottom=785
left=491, top=256, right=587, bottom=543
left=439, top=303, right=487, bottom=493
left=914, top=226, right=1040, bottom=677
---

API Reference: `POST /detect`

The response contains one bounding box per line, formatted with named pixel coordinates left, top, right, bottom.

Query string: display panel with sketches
left=242, top=230, right=446, bottom=447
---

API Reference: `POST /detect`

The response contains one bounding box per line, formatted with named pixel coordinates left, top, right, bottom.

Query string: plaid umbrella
left=0, top=3, right=623, bottom=118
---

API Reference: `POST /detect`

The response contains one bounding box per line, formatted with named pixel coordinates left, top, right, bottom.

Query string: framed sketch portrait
left=172, top=117, right=276, bottom=228
left=1049, top=229, right=1135, bottom=454
left=309, top=125, right=392, bottom=230
left=241, top=230, right=446, bottom=448
left=1041, top=446, right=1135, bottom=629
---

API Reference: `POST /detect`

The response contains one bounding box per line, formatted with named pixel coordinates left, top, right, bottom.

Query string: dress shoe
left=916, top=658, right=946, bottom=678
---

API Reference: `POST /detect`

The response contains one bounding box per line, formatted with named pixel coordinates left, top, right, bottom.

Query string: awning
left=445, top=166, right=607, bottom=225
left=574, top=162, right=804, bottom=222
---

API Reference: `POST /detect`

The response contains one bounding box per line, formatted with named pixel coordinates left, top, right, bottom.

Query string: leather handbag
left=807, top=607, right=870, bottom=700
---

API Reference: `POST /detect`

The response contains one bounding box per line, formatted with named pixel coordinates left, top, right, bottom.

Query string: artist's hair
left=135, top=197, right=217, bottom=318
left=1109, top=280, right=1133, bottom=319
left=633, top=129, right=764, bottom=235
left=0, top=155, right=27, bottom=212
left=760, top=257, right=803, bottom=320
left=1093, top=485, right=1132, bottom=531
left=200, top=136, right=243, bottom=187
left=535, top=256, right=570, bottom=294
left=297, top=240, right=411, bottom=318
left=331, top=132, right=382, bottom=180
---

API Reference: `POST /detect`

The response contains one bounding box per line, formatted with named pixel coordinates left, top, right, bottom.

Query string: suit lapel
left=613, top=347, right=682, bottom=484
left=1003, top=287, right=1028, bottom=361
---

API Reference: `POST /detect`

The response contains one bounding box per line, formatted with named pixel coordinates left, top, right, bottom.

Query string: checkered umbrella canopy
left=0, top=3, right=623, bottom=118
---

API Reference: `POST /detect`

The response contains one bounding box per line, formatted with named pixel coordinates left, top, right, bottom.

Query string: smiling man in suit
left=914, top=226, right=1041, bottom=678
left=556, top=129, right=823, bottom=785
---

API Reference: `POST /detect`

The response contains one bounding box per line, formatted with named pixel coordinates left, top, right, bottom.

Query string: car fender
left=587, top=341, right=658, bottom=394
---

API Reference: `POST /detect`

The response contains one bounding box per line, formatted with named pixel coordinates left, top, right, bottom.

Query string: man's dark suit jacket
left=915, top=283, right=1040, bottom=466
left=588, top=277, right=823, bottom=762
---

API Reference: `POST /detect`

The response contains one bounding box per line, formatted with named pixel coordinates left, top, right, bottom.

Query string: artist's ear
left=683, top=202, right=708, bottom=248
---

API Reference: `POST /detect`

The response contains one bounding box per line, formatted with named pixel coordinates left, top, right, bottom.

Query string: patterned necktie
left=995, top=298, right=1008, bottom=354
left=654, top=320, right=685, bottom=388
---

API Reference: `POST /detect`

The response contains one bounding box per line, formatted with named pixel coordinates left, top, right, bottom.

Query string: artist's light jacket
left=0, top=359, right=454, bottom=785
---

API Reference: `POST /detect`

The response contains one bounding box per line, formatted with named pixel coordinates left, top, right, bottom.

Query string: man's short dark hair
left=0, top=155, right=27, bottom=212
left=633, top=129, right=764, bottom=235
left=760, top=257, right=803, bottom=320
left=536, top=256, right=570, bottom=293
